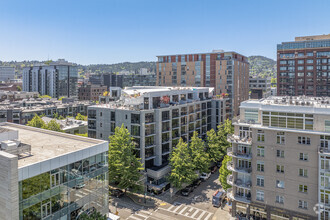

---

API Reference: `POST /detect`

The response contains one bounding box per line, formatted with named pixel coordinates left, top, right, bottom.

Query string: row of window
left=256, top=161, right=308, bottom=177
left=256, top=190, right=308, bottom=209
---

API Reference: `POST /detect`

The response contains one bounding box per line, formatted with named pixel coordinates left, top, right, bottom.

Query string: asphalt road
left=109, top=171, right=231, bottom=220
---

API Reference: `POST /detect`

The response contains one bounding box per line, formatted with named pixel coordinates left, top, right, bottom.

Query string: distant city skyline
left=0, top=0, right=329, bottom=65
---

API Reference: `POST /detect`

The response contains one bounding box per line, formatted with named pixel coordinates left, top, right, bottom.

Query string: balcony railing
left=227, top=161, right=252, bottom=174
left=227, top=174, right=233, bottom=186
left=319, top=146, right=330, bottom=154
left=227, top=188, right=251, bottom=204
left=227, top=134, right=252, bottom=145
left=227, top=147, right=252, bottom=159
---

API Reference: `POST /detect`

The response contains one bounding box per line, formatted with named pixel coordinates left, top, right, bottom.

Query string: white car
left=199, top=172, right=211, bottom=181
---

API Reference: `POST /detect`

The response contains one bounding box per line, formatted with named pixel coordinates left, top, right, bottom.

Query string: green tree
left=39, top=95, right=52, bottom=99
left=189, top=131, right=210, bottom=173
left=17, top=85, right=22, bottom=91
left=27, top=114, right=47, bottom=129
left=219, top=155, right=232, bottom=190
left=108, top=125, right=143, bottom=192
left=75, top=133, right=88, bottom=137
left=217, top=119, right=234, bottom=155
left=206, top=129, right=223, bottom=163
left=58, top=96, right=65, bottom=101
left=76, top=113, right=87, bottom=121
left=168, top=138, right=198, bottom=189
left=45, top=119, right=63, bottom=132
left=77, top=211, right=107, bottom=220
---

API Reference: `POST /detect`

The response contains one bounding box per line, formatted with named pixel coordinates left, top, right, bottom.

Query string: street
left=109, top=172, right=231, bottom=220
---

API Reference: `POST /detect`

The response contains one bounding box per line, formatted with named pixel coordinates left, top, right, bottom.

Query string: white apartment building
left=0, top=66, right=15, bottom=82
left=227, top=96, right=330, bottom=220
left=88, top=86, right=228, bottom=193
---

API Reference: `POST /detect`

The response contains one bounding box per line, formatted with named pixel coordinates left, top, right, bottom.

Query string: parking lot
left=109, top=171, right=231, bottom=220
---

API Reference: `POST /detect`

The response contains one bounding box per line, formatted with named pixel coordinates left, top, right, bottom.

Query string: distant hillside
left=248, top=56, right=276, bottom=78
left=78, top=62, right=157, bottom=75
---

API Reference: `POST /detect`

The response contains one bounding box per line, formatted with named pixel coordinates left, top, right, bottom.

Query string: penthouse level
left=0, top=123, right=109, bottom=220
left=88, top=86, right=228, bottom=193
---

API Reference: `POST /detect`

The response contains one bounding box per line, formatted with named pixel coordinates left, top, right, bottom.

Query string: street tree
left=219, top=155, right=232, bottom=190
left=189, top=131, right=210, bottom=173
left=27, top=114, right=47, bottom=129
left=216, top=119, right=234, bottom=157
left=168, top=138, right=197, bottom=189
left=108, top=125, right=143, bottom=192
left=206, top=129, right=223, bottom=163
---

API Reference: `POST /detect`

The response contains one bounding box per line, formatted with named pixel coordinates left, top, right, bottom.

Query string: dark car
left=181, top=186, right=194, bottom=196
left=110, top=189, right=124, bottom=198
left=191, top=179, right=202, bottom=188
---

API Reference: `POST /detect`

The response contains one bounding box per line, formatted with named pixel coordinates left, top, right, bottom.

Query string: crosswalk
left=127, top=210, right=152, bottom=220
left=160, top=202, right=213, bottom=220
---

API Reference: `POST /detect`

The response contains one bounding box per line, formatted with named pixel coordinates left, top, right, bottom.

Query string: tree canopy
left=108, top=125, right=143, bottom=192
left=189, top=131, right=210, bottom=173
left=168, top=138, right=198, bottom=189
left=45, top=119, right=63, bottom=132
left=76, top=113, right=87, bottom=121
left=219, top=155, right=232, bottom=191
left=27, top=115, right=63, bottom=132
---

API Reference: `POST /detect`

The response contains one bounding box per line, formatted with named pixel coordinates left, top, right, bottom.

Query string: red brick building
left=78, top=84, right=107, bottom=101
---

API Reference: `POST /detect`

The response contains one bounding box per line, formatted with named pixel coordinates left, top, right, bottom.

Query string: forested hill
left=248, top=55, right=276, bottom=78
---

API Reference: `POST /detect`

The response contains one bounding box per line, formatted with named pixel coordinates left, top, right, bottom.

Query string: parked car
left=199, top=172, right=211, bottom=181
left=191, top=179, right=202, bottom=188
left=110, top=189, right=124, bottom=198
left=181, top=186, right=194, bottom=196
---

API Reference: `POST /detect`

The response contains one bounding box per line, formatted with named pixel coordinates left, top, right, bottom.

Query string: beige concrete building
left=156, top=51, right=249, bottom=118
left=227, top=96, right=330, bottom=220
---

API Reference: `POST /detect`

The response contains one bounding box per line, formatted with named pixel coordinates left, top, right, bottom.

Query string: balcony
left=227, top=147, right=252, bottom=159
left=319, top=146, right=330, bottom=154
left=147, top=165, right=171, bottom=179
left=227, top=161, right=252, bottom=174
left=227, top=188, right=251, bottom=204
left=227, top=134, right=252, bottom=145
left=227, top=174, right=233, bottom=186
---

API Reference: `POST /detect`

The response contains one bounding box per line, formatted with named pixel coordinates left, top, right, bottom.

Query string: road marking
left=128, top=216, right=142, bottom=220
left=204, top=212, right=213, bottom=220
left=196, top=211, right=206, bottom=220
left=191, top=209, right=200, bottom=218
left=172, top=204, right=183, bottom=212
left=168, top=205, right=174, bottom=211
left=136, top=213, right=148, bottom=218
left=178, top=206, right=188, bottom=215
left=140, top=210, right=152, bottom=215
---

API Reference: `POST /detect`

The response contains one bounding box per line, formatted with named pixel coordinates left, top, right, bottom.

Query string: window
left=299, top=153, right=308, bottom=161
left=276, top=165, right=284, bottom=173
left=276, top=195, right=284, bottom=204
left=298, top=136, right=311, bottom=145
left=257, top=146, right=265, bottom=157
left=257, top=161, right=264, bottom=172
left=100, top=112, right=103, bottom=117
left=257, top=130, right=265, bottom=142
left=276, top=180, right=285, bottom=188
left=297, top=60, right=304, bottom=64
left=299, top=200, right=308, bottom=209
left=277, top=150, right=284, bottom=158
left=297, top=66, right=304, bottom=71
left=325, top=120, right=330, bottom=132
left=256, top=190, right=264, bottom=201
left=299, top=185, right=308, bottom=193
left=257, top=176, right=264, bottom=187
left=245, top=109, right=258, bottom=122
left=299, top=169, right=308, bottom=177
left=307, top=59, right=313, bottom=64
left=277, top=132, right=285, bottom=144
left=100, top=122, right=102, bottom=127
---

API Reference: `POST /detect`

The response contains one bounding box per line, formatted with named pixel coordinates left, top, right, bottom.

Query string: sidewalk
left=212, top=205, right=232, bottom=220
left=126, top=192, right=158, bottom=207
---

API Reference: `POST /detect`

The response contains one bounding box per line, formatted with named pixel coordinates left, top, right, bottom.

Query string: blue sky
left=0, top=0, right=329, bottom=65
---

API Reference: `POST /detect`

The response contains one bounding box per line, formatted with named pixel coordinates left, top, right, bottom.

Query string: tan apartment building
left=156, top=51, right=249, bottom=117
left=227, top=96, right=330, bottom=220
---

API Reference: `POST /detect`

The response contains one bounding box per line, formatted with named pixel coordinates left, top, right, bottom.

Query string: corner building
left=88, top=86, right=227, bottom=192
left=227, top=96, right=330, bottom=220
left=0, top=123, right=109, bottom=220
left=156, top=51, right=249, bottom=117
left=277, top=34, right=330, bottom=97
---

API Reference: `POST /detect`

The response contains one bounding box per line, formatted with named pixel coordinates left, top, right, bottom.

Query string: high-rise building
left=0, top=123, right=109, bottom=219
left=100, top=73, right=156, bottom=89
left=277, top=34, right=330, bottom=97
left=22, top=60, right=78, bottom=98
left=88, top=86, right=228, bottom=193
left=227, top=96, right=330, bottom=219
left=156, top=51, right=249, bottom=117
left=0, top=66, right=15, bottom=82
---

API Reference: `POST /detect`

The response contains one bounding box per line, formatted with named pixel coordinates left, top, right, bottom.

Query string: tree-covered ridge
left=248, top=55, right=276, bottom=78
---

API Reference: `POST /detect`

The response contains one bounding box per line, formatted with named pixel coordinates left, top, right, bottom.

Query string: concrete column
left=232, top=201, right=237, bottom=217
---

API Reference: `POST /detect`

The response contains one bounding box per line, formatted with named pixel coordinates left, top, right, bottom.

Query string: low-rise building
left=227, top=96, right=330, bottom=219
left=0, top=123, right=109, bottom=219
left=0, top=91, right=39, bottom=101
left=42, top=116, right=88, bottom=134
left=88, top=86, right=227, bottom=192
left=78, top=84, right=107, bottom=101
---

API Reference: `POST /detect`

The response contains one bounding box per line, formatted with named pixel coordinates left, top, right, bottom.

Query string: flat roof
left=0, top=123, right=106, bottom=168
left=156, top=51, right=246, bottom=58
